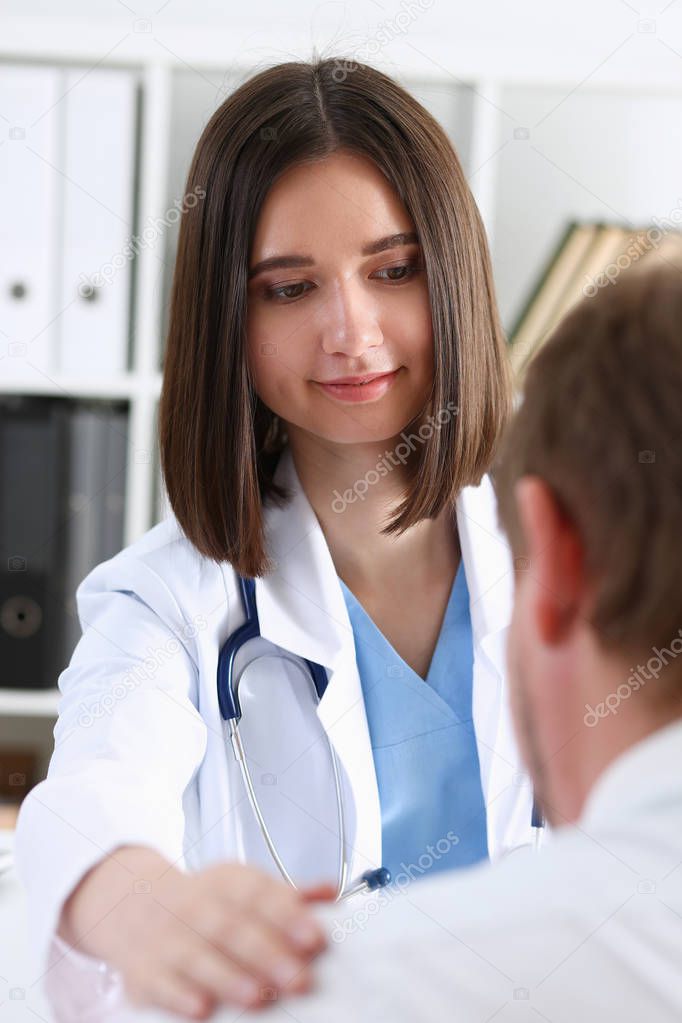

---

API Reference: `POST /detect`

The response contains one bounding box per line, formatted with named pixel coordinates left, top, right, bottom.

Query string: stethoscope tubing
left=227, top=716, right=351, bottom=899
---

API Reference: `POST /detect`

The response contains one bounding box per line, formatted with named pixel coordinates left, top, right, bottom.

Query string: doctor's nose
left=319, top=280, right=384, bottom=357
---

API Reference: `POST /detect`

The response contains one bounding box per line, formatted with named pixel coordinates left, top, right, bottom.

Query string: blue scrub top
left=338, top=558, right=488, bottom=884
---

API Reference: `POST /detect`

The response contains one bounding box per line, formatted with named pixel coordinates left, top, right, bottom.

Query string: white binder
left=57, top=69, right=137, bottom=376
left=0, top=66, right=61, bottom=379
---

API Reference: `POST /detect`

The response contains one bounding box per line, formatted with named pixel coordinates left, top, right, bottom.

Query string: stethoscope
left=217, top=573, right=391, bottom=901
left=217, top=575, right=545, bottom=900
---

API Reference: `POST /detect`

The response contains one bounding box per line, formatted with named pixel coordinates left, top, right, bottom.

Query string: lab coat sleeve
left=13, top=553, right=209, bottom=1015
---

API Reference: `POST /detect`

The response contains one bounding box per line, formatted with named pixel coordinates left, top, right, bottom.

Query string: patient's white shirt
left=241, top=717, right=682, bottom=1023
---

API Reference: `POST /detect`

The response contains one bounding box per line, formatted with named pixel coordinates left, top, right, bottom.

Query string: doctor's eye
left=372, top=261, right=423, bottom=283
left=262, top=260, right=423, bottom=305
left=265, top=281, right=313, bottom=303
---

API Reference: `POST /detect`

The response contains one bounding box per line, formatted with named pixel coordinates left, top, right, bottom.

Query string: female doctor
left=15, top=56, right=535, bottom=1022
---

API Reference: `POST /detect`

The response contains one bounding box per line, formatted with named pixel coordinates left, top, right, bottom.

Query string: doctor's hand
left=57, top=844, right=336, bottom=1020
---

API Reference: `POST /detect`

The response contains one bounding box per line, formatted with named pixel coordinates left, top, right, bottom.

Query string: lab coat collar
left=455, top=469, right=515, bottom=657
left=255, top=444, right=354, bottom=672
left=255, top=444, right=513, bottom=670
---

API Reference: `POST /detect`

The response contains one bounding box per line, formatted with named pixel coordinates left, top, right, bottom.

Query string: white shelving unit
left=2, top=7, right=682, bottom=744
left=0, top=688, right=61, bottom=717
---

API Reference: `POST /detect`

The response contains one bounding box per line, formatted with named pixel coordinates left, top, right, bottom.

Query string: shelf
left=0, top=372, right=162, bottom=401
left=0, top=688, right=60, bottom=718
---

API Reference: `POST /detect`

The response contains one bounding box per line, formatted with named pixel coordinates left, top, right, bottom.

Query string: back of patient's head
left=494, top=261, right=682, bottom=703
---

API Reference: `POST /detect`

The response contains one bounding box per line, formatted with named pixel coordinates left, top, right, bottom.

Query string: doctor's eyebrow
left=247, top=231, right=421, bottom=280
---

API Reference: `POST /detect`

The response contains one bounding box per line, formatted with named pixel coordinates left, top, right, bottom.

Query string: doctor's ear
left=513, top=476, right=584, bottom=646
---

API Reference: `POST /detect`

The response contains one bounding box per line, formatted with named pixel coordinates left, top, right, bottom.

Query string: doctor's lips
left=314, top=368, right=401, bottom=403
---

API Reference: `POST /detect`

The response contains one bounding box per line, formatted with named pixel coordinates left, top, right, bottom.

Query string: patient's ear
left=514, top=477, right=584, bottom=646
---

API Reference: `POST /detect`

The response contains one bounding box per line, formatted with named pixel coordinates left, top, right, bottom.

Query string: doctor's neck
left=285, top=429, right=460, bottom=593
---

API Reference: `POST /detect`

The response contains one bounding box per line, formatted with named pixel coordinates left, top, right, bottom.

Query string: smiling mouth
left=316, top=370, right=397, bottom=385
left=313, top=368, right=401, bottom=403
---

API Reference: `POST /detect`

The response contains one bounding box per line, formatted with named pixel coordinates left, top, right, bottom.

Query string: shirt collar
left=581, top=716, right=682, bottom=827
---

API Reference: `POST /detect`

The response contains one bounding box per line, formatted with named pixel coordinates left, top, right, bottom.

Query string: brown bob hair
left=159, top=55, right=512, bottom=577
left=494, top=260, right=682, bottom=670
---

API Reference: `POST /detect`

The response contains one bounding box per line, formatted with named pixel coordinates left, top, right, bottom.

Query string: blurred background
left=2, top=0, right=682, bottom=837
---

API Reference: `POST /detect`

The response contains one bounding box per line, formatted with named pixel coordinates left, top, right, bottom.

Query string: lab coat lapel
left=255, top=444, right=351, bottom=672
left=456, top=473, right=524, bottom=856
left=255, top=446, right=383, bottom=881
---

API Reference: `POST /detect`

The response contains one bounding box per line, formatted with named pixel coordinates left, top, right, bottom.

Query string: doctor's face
left=246, top=149, right=434, bottom=447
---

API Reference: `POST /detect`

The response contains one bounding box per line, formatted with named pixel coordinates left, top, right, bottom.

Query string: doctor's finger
left=125, top=969, right=215, bottom=1021
left=212, top=910, right=315, bottom=992
left=300, top=882, right=337, bottom=902
left=249, top=885, right=329, bottom=952
left=180, top=929, right=311, bottom=1007
left=173, top=951, right=265, bottom=1011
left=214, top=868, right=327, bottom=951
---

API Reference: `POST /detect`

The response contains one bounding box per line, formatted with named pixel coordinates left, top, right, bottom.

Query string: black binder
left=0, top=396, right=128, bottom=689
left=0, top=396, right=69, bottom=688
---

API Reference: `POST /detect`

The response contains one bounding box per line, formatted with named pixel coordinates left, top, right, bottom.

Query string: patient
left=243, top=261, right=682, bottom=1021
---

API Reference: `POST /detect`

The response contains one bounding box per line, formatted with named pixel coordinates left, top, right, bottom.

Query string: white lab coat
left=14, top=443, right=534, bottom=1020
